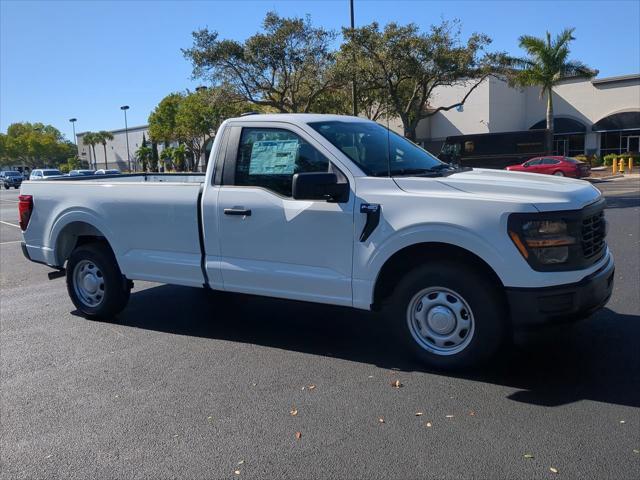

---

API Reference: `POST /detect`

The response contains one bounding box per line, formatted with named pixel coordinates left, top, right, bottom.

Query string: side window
left=235, top=128, right=329, bottom=197
left=543, top=158, right=559, bottom=165
left=526, top=159, right=540, bottom=166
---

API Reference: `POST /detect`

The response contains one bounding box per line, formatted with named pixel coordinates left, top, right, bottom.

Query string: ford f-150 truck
left=19, top=114, right=614, bottom=369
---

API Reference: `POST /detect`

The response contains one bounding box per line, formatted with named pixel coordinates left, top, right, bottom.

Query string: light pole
left=120, top=105, right=131, bottom=172
left=69, top=118, right=78, bottom=157
left=350, top=0, right=357, bottom=116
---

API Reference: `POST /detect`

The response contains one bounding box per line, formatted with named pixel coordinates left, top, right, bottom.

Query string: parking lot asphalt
left=1, top=178, right=639, bottom=479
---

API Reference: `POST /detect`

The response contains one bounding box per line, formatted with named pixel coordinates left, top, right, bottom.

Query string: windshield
left=4, top=171, right=20, bottom=176
left=42, top=170, right=62, bottom=177
left=308, top=121, right=445, bottom=177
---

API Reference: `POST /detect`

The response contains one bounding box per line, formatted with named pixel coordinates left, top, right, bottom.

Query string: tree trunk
left=546, top=87, right=554, bottom=154
left=102, top=145, right=108, bottom=169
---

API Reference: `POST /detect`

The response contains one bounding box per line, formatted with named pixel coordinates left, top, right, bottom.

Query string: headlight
left=509, top=217, right=579, bottom=268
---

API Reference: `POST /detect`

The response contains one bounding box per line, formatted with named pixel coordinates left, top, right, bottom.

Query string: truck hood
left=394, top=168, right=601, bottom=212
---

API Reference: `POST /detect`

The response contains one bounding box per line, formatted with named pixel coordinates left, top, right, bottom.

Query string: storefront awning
left=529, top=117, right=586, bottom=134
left=592, top=111, right=640, bottom=132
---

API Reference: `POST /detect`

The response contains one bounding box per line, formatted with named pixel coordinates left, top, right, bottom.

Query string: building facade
left=76, top=125, right=149, bottom=171
left=415, top=73, right=640, bottom=158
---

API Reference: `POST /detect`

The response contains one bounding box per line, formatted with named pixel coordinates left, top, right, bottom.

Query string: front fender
left=352, top=222, right=517, bottom=310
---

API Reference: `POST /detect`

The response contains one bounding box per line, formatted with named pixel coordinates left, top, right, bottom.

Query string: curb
left=587, top=174, right=625, bottom=182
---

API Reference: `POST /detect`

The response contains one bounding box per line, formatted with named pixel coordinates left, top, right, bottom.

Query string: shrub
left=603, top=153, right=618, bottom=166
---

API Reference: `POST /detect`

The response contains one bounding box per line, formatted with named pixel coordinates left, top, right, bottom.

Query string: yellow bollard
left=612, top=158, right=617, bottom=174
left=619, top=158, right=625, bottom=174
left=629, top=157, right=634, bottom=174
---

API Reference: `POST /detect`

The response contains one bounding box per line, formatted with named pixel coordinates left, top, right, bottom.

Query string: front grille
left=581, top=209, right=606, bottom=259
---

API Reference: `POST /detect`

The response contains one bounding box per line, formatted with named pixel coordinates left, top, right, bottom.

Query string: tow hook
left=47, top=268, right=66, bottom=280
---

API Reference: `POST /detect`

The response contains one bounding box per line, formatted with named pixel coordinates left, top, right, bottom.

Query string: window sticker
left=249, top=139, right=299, bottom=174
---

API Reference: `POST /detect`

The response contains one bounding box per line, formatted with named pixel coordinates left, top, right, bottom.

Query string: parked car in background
left=95, top=169, right=121, bottom=175
left=1, top=170, right=23, bottom=189
left=506, top=156, right=591, bottom=178
left=29, top=169, right=63, bottom=180
left=69, top=169, right=96, bottom=176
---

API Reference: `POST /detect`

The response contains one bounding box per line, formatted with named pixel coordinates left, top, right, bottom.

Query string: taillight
left=18, top=195, right=33, bottom=231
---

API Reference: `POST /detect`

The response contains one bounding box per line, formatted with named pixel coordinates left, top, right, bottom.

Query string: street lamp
left=69, top=117, right=78, bottom=154
left=120, top=105, right=131, bottom=172
left=349, top=0, right=357, bottom=116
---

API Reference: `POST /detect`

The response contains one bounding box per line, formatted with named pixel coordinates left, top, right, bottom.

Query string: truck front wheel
left=66, top=243, right=130, bottom=319
left=384, top=262, right=508, bottom=370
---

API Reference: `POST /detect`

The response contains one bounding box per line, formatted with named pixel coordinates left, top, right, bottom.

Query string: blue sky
left=2, top=0, right=639, bottom=141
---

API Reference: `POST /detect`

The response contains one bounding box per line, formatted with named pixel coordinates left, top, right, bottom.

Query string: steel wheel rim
left=554, top=171, right=564, bottom=176
left=73, top=259, right=105, bottom=308
left=406, top=287, right=475, bottom=356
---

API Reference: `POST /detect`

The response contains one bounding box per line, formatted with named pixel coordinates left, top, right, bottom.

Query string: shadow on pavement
left=111, top=284, right=639, bottom=409
left=604, top=193, right=640, bottom=209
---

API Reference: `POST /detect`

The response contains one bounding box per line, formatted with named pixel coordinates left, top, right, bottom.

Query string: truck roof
left=227, top=113, right=368, bottom=124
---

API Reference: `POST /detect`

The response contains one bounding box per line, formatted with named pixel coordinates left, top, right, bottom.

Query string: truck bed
left=21, top=174, right=207, bottom=287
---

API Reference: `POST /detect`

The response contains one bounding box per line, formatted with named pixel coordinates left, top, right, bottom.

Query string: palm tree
left=508, top=28, right=596, bottom=150
left=82, top=132, right=99, bottom=170
left=95, top=131, right=114, bottom=169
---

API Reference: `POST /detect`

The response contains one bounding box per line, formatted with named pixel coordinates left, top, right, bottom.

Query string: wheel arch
left=371, top=242, right=505, bottom=310
left=52, top=219, right=117, bottom=267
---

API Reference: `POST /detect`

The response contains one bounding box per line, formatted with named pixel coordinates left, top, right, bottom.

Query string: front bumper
left=506, top=254, right=614, bottom=328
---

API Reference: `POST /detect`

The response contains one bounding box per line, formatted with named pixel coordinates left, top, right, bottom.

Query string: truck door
left=214, top=123, right=355, bottom=306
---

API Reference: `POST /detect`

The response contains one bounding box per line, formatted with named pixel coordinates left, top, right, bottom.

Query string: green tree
left=176, top=86, right=249, bottom=171
left=171, top=144, right=187, bottom=171
left=183, top=12, right=338, bottom=113
left=507, top=28, right=596, bottom=145
left=135, top=134, right=151, bottom=171
left=151, top=142, right=159, bottom=172
left=148, top=93, right=184, bottom=145
left=95, top=131, right=114, bottom=169
left=340, top=21, right=499, bottom=140
left=1, top=122, right=76, bottom=168
left=82, top=132, right=99, bottom=169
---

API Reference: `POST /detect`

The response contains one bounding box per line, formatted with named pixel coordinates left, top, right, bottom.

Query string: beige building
left=415, top=73, right=640, bottom=157
left=76, top=125, right=150, bottom=171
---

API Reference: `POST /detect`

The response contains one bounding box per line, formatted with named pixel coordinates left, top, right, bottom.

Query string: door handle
left=224, top=208, right=252, bottom=216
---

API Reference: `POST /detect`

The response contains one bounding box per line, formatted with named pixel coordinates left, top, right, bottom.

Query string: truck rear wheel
left=383, top=261, right=508, bottom=370
left=66, top=243, right=130, bottom=319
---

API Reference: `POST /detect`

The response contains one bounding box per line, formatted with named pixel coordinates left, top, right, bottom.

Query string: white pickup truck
left=19, top=114, right=614, bottom=369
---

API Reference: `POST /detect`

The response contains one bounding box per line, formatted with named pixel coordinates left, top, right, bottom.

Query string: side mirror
left=292, top=172, right=349, bottom=203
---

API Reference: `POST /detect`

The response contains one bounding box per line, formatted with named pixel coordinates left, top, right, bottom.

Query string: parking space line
left=0, top=240, right=22, bottom=245
left=0, top=220, right=20, bottom=228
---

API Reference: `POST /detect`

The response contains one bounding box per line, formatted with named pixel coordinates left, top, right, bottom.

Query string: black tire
left=66, top=243, right=130, bottom=320
left=382, top=261, right=508, bottom=370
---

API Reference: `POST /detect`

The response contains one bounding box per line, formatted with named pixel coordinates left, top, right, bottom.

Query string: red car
left=506, top=156, right=591, bottom=178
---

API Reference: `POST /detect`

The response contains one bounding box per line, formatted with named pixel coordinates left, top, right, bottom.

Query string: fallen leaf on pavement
left=523, top=454, right=534, bottom=459
left=415, top=412, right=423, bottom=416
left=378, top=417, right=385, bottom=423
left=469, top=411, right=476, bottom=416
left=308, top=384, right=316, bottom=390
left=207, top=416, right=213, bottom=421
left=550, top=467, right=559, bottom=474
left=290, top=408, right=298, bottom=416
left=295, top=432, right=302, bottom=439
left=619, top=420, right=626, bottom=424
left=445, top=415, right=454, bottom=418
left=234, top=470, right=241, bottom=475
left=633, top=449, right=639, bottom=454
left=425, top=422, right=432, bottom=427
left=391, top=380, right=403, bottom=388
